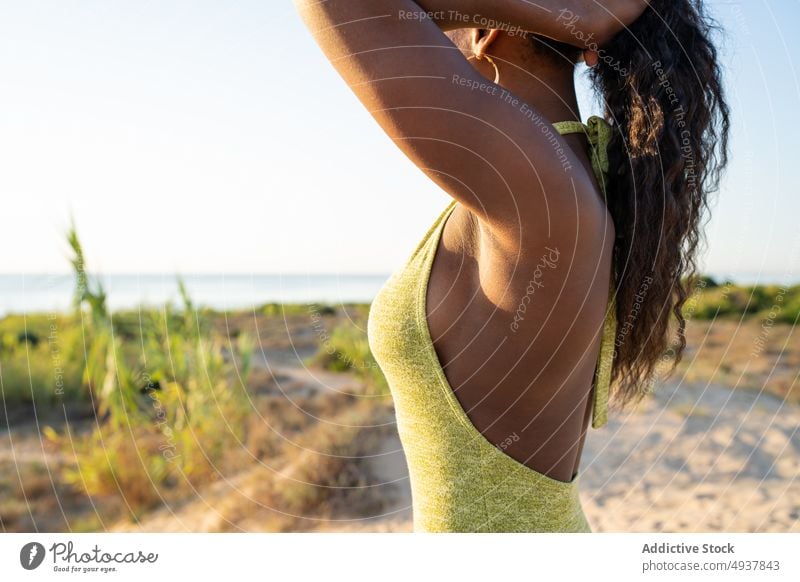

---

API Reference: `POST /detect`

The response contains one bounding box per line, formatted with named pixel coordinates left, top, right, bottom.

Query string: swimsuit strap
left=553, top=116, right=617, bottom=429
left=552, top=115, right=613, bottom=191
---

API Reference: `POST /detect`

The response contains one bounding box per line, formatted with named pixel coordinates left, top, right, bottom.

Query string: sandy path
left=108, top=363, right=798, bottom=532
left=314, top=379, right=799, bottom=532
left=580, top=380, right=799, bottom=532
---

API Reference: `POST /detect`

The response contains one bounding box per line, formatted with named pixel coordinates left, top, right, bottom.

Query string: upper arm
left=295, top=0, right=597, bottom=247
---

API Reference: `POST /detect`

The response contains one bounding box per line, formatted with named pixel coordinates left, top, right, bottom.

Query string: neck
left=497, top=61, right=580, bottom=124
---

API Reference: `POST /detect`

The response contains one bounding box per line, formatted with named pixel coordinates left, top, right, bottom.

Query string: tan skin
left=296, top=0, right=648, bottom=483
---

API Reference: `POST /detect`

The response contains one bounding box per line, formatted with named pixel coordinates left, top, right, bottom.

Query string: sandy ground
left=581, top=379, right=799, bottom=532
left=0, top=318, right=800, bottom=532
left=107, top=360, right=798, bottom=533
left=312, top=377, right=800, bottom=533
left=85, top=316, right=800, bottom=531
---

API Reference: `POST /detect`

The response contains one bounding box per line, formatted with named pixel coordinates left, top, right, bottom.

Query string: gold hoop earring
left=467, top=53, right=500, bottom=84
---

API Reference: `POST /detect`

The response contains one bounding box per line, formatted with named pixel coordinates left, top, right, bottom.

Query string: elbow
left=591, top=19, right=621, bottom=48
left=583, top=1, right=649, bottom=47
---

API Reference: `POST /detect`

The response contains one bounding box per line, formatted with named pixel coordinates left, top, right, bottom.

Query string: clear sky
left=1, top=1, right=798, bottom=282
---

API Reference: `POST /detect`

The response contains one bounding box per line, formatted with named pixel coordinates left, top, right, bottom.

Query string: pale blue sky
left=1, top=1, right=798, bottom=282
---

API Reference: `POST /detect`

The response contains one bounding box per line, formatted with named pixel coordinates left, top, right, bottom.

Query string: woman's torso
left=367, top=119, right=618, bottom=532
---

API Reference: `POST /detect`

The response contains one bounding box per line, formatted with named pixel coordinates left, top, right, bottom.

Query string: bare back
left=426, top=130, right=615, bottom=482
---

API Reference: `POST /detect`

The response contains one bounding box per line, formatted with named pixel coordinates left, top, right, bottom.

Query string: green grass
left=28, top=224, right=257, bottom=518
left=0, top=314, right=85, bottom=406
left=306, top=319, right=388, bottom=395
left=687, top=277, right=800, bottom=323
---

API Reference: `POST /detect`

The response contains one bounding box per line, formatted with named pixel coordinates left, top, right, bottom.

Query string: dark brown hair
left=588, top=0, right=730, bottom=407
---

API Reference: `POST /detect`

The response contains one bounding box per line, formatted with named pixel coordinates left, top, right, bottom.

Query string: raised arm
left=293, top=0, right=644, bottom=249
left=412, top=0, right=648, bottom=45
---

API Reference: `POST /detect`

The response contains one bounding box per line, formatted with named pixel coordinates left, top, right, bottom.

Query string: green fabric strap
left=552, top=115, right=613, bottom=189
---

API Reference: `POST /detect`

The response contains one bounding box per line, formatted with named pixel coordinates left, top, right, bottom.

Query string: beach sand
left=4, top=315, right=797, bottom=533
left=310, top=377, right=799, bottom=533
left=106, top=371, right=797, bottom=533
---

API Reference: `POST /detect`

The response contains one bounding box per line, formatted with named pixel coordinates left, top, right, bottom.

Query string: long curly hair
left=586, top=0, right=731, bottom=408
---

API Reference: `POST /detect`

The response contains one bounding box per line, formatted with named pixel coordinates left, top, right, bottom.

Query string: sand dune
left=108, top=368, right=798, bottom=532
left=313, top=378, right=799, bottom=532
left=581, top=380, right=799, bottom=532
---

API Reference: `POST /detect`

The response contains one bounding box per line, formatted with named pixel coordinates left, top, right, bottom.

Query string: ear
left=471, top=28, right=502, bottom=58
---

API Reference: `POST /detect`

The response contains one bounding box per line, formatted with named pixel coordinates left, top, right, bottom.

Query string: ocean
left=0, top=273, right=390, bottom=315
left=0, top=271, right=795, bottom=316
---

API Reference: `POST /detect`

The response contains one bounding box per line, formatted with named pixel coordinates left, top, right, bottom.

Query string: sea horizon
left=0, top=270, right=797, bottom=316
left=0, top=273, right=391, bottom=316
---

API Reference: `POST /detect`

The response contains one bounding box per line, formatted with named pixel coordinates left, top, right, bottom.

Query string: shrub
left=46, top=226, right=255, bottom=517
left=0, top=314, right=85, bottom=407
left=307, top=324, right=387, bottom=395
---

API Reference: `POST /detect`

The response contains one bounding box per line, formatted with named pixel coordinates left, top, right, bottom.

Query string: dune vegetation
left=0, top=227, right=393, bottom=531
left=0, top=229, right=797, bottom=531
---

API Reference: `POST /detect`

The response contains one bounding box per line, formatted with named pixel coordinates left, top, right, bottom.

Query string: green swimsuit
left=367, top=117, right=617, bottom=532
